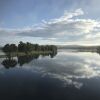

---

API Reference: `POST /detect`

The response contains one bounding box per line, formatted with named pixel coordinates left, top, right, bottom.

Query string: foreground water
left=0, top=50, right=100, bottom=100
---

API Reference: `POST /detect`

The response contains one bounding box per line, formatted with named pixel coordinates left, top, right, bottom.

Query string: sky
left=0, top=0, right=100, bottom=46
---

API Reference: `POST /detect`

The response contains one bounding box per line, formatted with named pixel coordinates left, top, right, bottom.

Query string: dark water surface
left=0, top=50, right=100, bottom=100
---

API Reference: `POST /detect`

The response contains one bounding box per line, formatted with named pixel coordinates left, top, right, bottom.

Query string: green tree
left=2, top=44, right=10, bottom=54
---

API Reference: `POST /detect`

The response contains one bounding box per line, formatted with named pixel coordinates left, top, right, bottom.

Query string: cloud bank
left=0, top=8, right=100, bottom=45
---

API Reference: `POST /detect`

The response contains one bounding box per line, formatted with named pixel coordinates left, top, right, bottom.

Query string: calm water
left=0, top=50, right=100, bottom=100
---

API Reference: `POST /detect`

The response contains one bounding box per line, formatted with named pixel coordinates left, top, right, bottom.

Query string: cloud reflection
left=18, top=51, right=100, bottom=89
left=1, top=51, right=100, bottom=89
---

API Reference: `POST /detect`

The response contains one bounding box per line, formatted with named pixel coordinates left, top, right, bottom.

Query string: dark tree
left=3, top=41, right=57, bottom=56
left=10, top=44, right=17, bottom=53
left=2, top=44, right=17, bottom=54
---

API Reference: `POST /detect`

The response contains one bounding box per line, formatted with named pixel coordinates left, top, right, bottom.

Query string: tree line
left=2, top=41, right=57, bottom=55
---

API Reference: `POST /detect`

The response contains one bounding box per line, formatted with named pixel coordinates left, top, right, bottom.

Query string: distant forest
left=58, top=45, right=100, bottom=53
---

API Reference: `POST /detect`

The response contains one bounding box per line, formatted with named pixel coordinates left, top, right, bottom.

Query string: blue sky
left=0, top=0, right=100, bottom=45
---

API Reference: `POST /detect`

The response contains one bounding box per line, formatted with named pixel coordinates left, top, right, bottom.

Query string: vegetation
left=1, top=41, right=57, bottom=69
left=97, top=46, right=100, bottom=53
left=2, top=44, right=17, bottom=54
left=2, top=41, right=57, bottom=57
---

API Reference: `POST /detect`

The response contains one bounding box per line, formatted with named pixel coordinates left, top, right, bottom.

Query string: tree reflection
left=2, top=58, right=17, bottom=69
left=18, top=54, right=39, bottom=66
left=1, top=51, right=57, bottom=68
left=50, top=51, right=57, bottom=58
left=18, top=52, right=57, bottom=66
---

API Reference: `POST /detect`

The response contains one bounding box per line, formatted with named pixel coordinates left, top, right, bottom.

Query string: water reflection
left=2, top=59, right=17, bottom=69
left=1, top=50, right=100, bottom=89
left=19, top=51, right=100, bottom=89
left=0, top=50, right=100, bottom=99
left=18, top=54, right=39, bottom=66
left=1, top=51, right=57, bottom=68
left=1, top=50, right=100, bottom=88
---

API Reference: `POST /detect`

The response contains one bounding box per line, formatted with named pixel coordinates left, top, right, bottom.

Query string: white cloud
left=0, top=8, right=100, bottom=45
left=45, top=8, right=84, bottom=24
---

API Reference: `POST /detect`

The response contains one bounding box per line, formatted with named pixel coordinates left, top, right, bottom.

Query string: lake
left=0, top=50, right=100, bottom=100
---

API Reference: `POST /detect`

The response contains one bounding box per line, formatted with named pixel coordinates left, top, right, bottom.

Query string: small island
left=1, top=41, right=57, bottom=58
left=1, top=41, right=57, bottom=69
